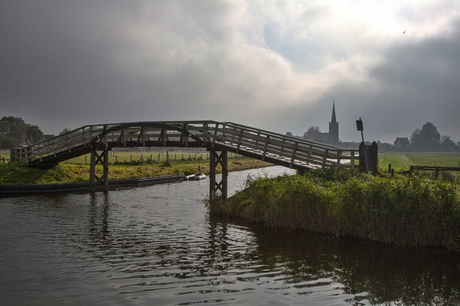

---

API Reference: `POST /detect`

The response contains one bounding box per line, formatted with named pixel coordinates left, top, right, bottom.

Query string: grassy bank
left=379, top=152, right=460, bottom=171
left=0, top=154, right=270, bottom=185
left=210, top=168, right=460, bottom=251
left=379, top=152, right=460, bottom=182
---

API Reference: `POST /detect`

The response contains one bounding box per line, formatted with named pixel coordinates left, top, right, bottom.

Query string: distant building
left=327, top=103, right=339, bottom=145
left=304, top=103, right=340, bottom=146
left=394, top=137, right=410, bottom=149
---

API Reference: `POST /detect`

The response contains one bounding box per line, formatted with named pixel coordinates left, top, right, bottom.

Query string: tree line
left=297, top=121, right=459, bottom=152
left=0, top=116, right=45, bottom=149
left=408, top=122, right=457, bottom=152
left=1, top=116, right=458, bottom=152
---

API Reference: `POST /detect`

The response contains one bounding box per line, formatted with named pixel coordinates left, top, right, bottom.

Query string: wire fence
left=65, top=151, right=248, bottom=165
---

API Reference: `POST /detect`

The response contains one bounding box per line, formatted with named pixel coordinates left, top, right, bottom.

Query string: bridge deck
left=12, top=120, right=358, bottom=171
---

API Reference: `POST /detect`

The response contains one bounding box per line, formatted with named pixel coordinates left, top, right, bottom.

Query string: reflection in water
left=88, top=192, right=110, bottom=241
left=245, top=221, right=460, bottom=305
left=1, top=166, right=459, bottom=305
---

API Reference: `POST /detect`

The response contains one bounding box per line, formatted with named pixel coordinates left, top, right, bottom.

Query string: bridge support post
left=90, top=147, right=109, bottom=191
left=209, top=149, right=228, bottom=203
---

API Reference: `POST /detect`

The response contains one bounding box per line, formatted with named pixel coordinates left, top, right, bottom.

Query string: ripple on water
left=1, top=167, right=460, bottom=305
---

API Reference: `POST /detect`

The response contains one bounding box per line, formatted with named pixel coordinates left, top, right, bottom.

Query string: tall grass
left=211, top=168, right=460, bottom=251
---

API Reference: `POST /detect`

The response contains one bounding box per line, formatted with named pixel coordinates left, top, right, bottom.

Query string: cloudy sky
left=1, top=0, right=459, bottom=143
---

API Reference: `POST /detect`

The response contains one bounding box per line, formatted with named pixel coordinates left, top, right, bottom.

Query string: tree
left=0, top=116, right=44, bottom=148
left=26, top=124, right=45, bottom=144
left=303, top=126, right=322, bottom=141
left=440, top=135, right=458, bottom=152
left=59, top=128, right=71, bottom=135
left=410, top=122, right=441, bottom=151
left=0, top=116, right=27, bottom=148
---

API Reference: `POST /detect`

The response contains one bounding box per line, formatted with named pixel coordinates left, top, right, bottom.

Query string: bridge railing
left=14, top=125, right=106, bottom=164
left=13, top=120, right=359, bottom=171
left=16, top=121, right=213, bottom=165
left=94, top=121, right=210, bottom=147
left=203, top=122, right=358, bottom=170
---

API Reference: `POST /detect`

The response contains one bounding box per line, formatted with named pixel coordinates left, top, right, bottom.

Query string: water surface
left=1, top=166, right=459, bottom=305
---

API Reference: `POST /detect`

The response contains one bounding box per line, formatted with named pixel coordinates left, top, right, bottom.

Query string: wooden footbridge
left=11, top=121, right=360, bottom=200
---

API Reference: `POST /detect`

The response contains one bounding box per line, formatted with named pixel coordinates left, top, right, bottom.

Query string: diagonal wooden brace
left=90, top=147, right=109, bottom=191
left=209, top=149, right=228, bottom=203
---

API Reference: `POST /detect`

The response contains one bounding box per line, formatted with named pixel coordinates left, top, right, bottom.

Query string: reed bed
left=211, top=168, right=460, bottom=251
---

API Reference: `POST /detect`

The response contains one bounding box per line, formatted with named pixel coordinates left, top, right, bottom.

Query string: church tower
left=328, top=102, right=339, bottom=145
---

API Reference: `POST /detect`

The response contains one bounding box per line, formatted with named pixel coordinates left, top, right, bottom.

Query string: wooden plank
left=18, top=120, right=357, bottom=171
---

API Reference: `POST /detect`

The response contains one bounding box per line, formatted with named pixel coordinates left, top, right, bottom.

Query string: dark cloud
left=0, top=1, right=254, bottom=132
left=1, top=1, right=459, bottom=146
left=368, top=24, right=460, bottom=142
left=1, top=1, right=147, bottom=128
left=290, top=22, right=460, bottom=143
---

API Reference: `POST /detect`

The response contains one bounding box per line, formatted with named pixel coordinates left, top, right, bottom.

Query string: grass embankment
left=380, top=152, right=460, bottom=181
left=211, top=168, right=460, bottom=251
left=0, top=151, right=270, bottom=185
left=379, top=152, right=460, bottom=170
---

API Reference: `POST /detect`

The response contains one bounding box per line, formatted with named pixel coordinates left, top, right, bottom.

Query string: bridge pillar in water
left=209, top=149, right=228, bottom=202
left=90, top=147, right=109, bottom=191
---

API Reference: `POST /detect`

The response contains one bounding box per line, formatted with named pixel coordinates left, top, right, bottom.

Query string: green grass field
left=379, top=152, right=460, bottom=171
left=0, top=150, right=269, bottom=185
left=2, top=150, right=460, bottom=184
left=65, top=150, right=241, bottom=164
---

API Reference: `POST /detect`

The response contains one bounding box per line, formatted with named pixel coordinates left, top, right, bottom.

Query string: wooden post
left=210, top=149, right=216, bottom=201
left=359, top=142, right=367, bottom=173
left=322, top=149, right=329, bottom=168
left=90, top=147, right=109, bottom=191
left=103, top=149, right=109, bottom=191
left=209, top=149, right=228, bottom=203
left=371, top=141, right=378, bottom=172
left=350, top=151, right=355, bottom=171
left=90, top=148, right=96, bottom=189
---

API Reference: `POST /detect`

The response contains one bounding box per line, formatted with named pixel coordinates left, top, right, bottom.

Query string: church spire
left=331, top=100, right=337, bottom=123
left=328, top=100, right=339, bottom=145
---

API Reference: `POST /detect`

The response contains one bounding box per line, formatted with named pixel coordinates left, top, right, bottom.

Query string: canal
left=1, top=166, right=459, bottom=305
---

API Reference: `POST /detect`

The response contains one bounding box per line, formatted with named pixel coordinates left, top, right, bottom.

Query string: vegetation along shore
left=0, top=150, right=269, bottom=185
left=2, top=149, right=460, bottom=251
left=209, top=152, right=460, bottom=252
left=210, top=167, right=460, bottom=251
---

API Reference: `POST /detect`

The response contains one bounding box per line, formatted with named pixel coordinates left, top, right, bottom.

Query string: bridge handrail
left=12, top=120, right=358, bottom=170
left=206, top=122, right=357, bottom=169
left=15, top=121, right=213, bottom=163
left=22, top=125, right=105, bottom=162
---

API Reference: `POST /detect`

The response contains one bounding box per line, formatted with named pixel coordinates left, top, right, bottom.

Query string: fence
left=409, top=165, right=460, bottom=180
left=65, top=151, right=248, bottom=165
